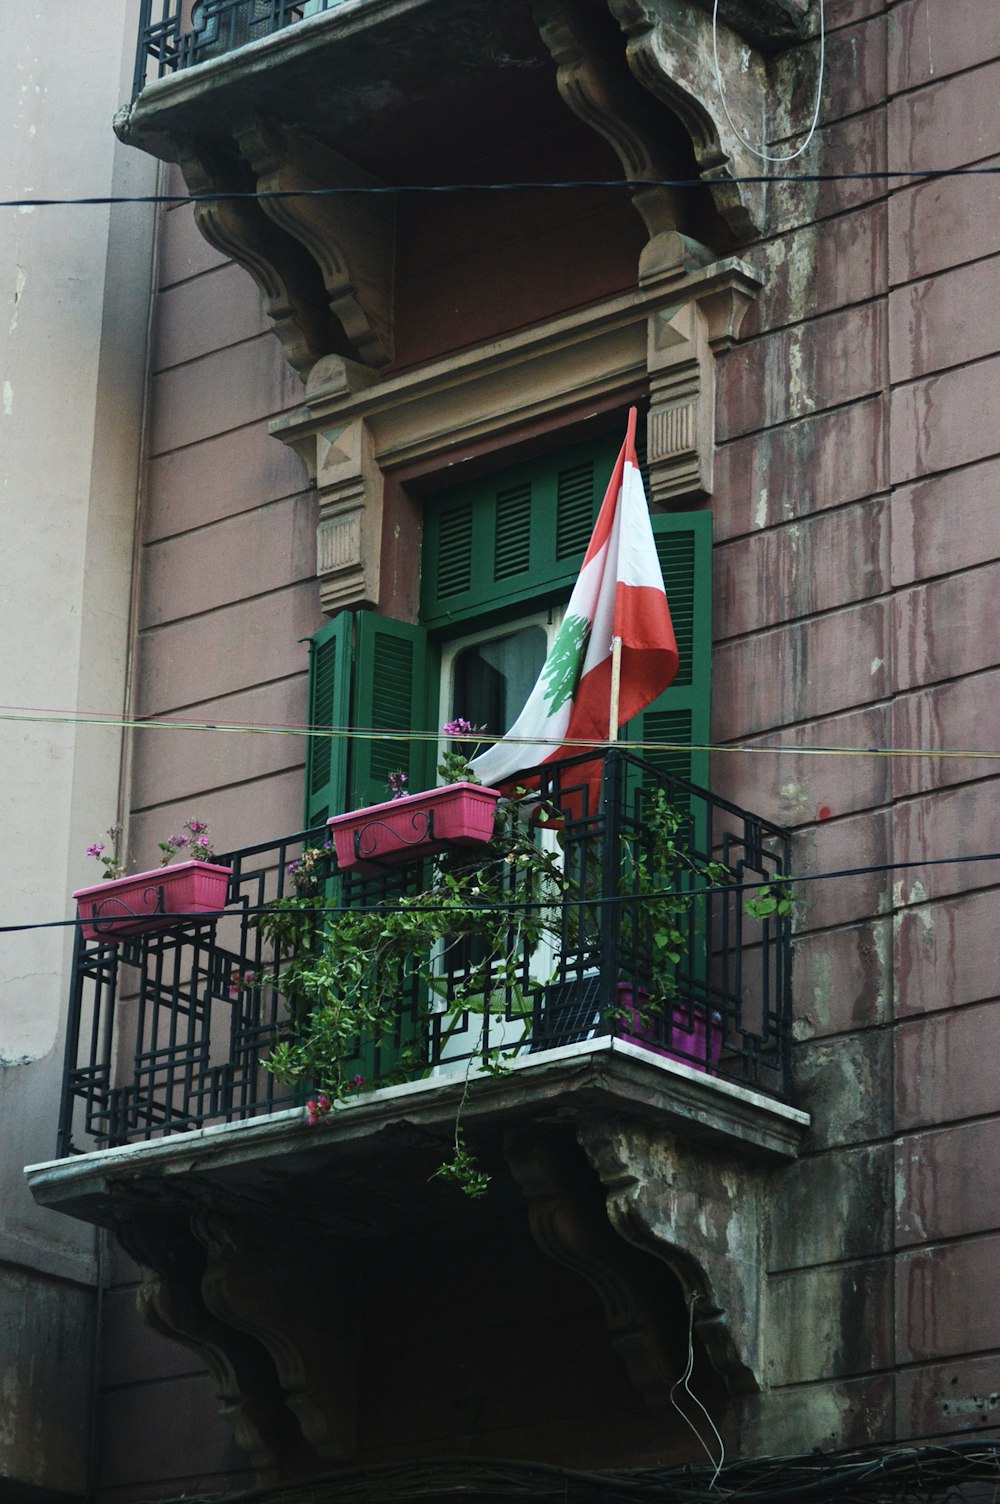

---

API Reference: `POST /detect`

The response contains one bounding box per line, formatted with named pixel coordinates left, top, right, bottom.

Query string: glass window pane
left=451, top=626, right=546, bottom=736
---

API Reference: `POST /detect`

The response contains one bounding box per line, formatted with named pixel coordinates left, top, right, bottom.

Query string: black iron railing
left=131, top=0, right=343, bottom=100
left=57, top=751, right=793, bottom=1157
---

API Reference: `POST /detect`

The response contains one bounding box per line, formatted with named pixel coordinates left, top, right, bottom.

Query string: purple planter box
left=74, top=860, right=233, bottom=943
left=328, top=782, right=503, bottom=874
left=616, top=985, right=722, bottom=1074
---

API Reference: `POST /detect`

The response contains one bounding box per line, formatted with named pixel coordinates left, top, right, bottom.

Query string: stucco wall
left=0, top=0, right=158, bottom=1494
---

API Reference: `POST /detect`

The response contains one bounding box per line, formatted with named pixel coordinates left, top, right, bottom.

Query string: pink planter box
left=328, top=782, right=502, bottom=875
left=617, top=985, right=722, bottom=1074
left=74, top=860, right=233, bottom=943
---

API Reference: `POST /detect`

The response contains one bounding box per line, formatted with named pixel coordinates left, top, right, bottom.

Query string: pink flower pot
left=328, top=782, right=502, bottom=875
left=616, top=984, right=722, bottom=1074
left=74, top=860, right=233, bottom=943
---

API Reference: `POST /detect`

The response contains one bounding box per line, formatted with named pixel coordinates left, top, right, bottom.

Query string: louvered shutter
left=623, top=511, right=712, bottom=790
left=304, top=613, right=352, bottom=829
left=421, top=431, right=622, bottom=627
left=350, top=614, right=436, bottom=810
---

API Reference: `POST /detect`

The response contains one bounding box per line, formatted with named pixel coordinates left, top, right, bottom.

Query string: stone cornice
left=270, top=254, right=760, bottom=473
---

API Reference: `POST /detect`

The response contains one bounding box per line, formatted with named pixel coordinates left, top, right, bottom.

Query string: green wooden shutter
left=304, top=613, right=352, bottom=829
left=623, top=511, right=712, bottom=790
left=350, top=614, right=435, bottom=810
left=421, top=431, right=622, bottom=628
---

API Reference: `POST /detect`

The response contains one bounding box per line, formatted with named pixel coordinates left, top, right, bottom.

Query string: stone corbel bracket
left=234, top=114, right=395, bottom=371
left=194, top=1208, right=358, bottom=1463
left=643, top=245, right=758, bottom=501
left=174, top=141, right=334, bottom=377
left=578, top=1117, right=765, bottom=1394
left=608, top=0, right=812, bottom=240
left=533, top=0, right=699, bottom=248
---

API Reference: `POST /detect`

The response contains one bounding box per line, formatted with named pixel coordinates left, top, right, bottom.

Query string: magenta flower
left=443, top=717, right=474, bottom=737
left=86, top=842, right=105, bottom=859
left=386, top=769, right=409, bottom=799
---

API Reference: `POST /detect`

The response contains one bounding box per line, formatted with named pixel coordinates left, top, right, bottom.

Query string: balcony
left=30, top=751, right=808, bottom=1470
left=56, top=749, right=794, bottom=1160
left=132, top=0, right=342, bottom=99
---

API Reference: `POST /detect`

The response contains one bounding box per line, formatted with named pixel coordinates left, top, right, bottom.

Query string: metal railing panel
left=57, top=754, right=793, bottom=1156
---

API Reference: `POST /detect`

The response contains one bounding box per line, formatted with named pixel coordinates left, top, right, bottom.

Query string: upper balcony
left=117, top=0, right=813, bottom=394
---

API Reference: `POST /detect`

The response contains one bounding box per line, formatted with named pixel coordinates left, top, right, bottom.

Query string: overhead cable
left=1, top=704, right=999, bottom=764
left=2, top=848, right=999, bottom=935
left=3, top=164, right=1000, bottom=209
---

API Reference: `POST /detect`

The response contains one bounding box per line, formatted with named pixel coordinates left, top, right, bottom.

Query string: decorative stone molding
left=273, top=261, right=759, bottom=606
left=579, top=1117, right=764, bottom=1394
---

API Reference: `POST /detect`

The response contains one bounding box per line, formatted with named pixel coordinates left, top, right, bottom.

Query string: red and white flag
left=470, top=408, right=678, bottom=787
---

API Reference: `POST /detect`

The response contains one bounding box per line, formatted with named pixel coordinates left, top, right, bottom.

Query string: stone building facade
left=4, top=0, right=1000, bottom=1498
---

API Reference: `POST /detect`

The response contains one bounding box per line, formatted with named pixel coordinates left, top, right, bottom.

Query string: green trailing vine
left=258, top=782, right=782, bottom=1199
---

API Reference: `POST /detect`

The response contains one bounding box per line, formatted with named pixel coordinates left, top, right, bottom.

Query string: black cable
left=3, top=165, right=1000, bottom=209
left=4, top=847, right=999, bottom=935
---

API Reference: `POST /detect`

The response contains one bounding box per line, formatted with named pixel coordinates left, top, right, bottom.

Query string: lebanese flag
left=469, top=408, right=679, bottom=787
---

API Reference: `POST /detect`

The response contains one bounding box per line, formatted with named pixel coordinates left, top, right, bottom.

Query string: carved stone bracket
left=505, top=1129, right=685, bottom=1407
left=112, top=1200, right=358, bottom=1473
left=234, top=116, right=395, bottom=370
left=114, top=1211, right=287, bottom=1474
left=194, top=1209, right=359, bottom=1463
left=174, top=142, right=333, bottom=377
left=578, top=1117, right=765, bottom=1394
left=608, top=0, right=792, bottom=239
left=533, top=0, right=692, bottom=247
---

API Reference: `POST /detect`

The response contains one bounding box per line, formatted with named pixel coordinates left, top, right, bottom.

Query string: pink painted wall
left=711, top=0, right=1000, bottom=1446
left=97, top=0, right=1000, bottom=1492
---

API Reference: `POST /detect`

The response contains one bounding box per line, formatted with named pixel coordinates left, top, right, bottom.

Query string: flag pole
left=608, top=635, right=623, bottom=741
left=608, top=405, right=637, bottom=743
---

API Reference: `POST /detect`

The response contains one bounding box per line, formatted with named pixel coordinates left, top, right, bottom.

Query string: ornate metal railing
left=57, top=750, right=793, bottom=1157
left=131, top=0, right=343, bottom=100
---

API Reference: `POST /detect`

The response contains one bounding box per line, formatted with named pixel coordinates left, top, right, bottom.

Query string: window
left=305, top=432, right=712, bottom=828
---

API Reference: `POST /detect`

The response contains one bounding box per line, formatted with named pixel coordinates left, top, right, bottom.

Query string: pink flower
left=86, top=843, right=105, bottom=859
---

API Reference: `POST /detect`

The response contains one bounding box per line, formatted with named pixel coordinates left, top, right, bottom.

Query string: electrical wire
left=2, top=703, right=1000, bottom=765
left=150, top=1440, right=1000, bottom=1504
left=712, top=0, right=825, bottom=165
left=3, top=848, right=999, bottom=935
left=3, top=164, right=1000, bottom=210
left=668, top=1295, right=725, bottom=1484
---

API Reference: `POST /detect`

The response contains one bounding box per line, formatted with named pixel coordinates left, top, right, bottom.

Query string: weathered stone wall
left=712, top=0, right=1000, bottom=1452
left=88, top=0, right=1000, bottom=1492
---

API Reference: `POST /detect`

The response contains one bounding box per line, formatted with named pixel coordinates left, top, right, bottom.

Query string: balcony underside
left=31, top=753, right=807, bottom=1476
left=28, top=1047, right=806, bottom=1474
left=117, top=0, right=813, bottom=378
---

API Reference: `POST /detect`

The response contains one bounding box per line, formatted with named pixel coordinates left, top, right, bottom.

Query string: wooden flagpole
left=608, top=635, right=623, bottom=741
